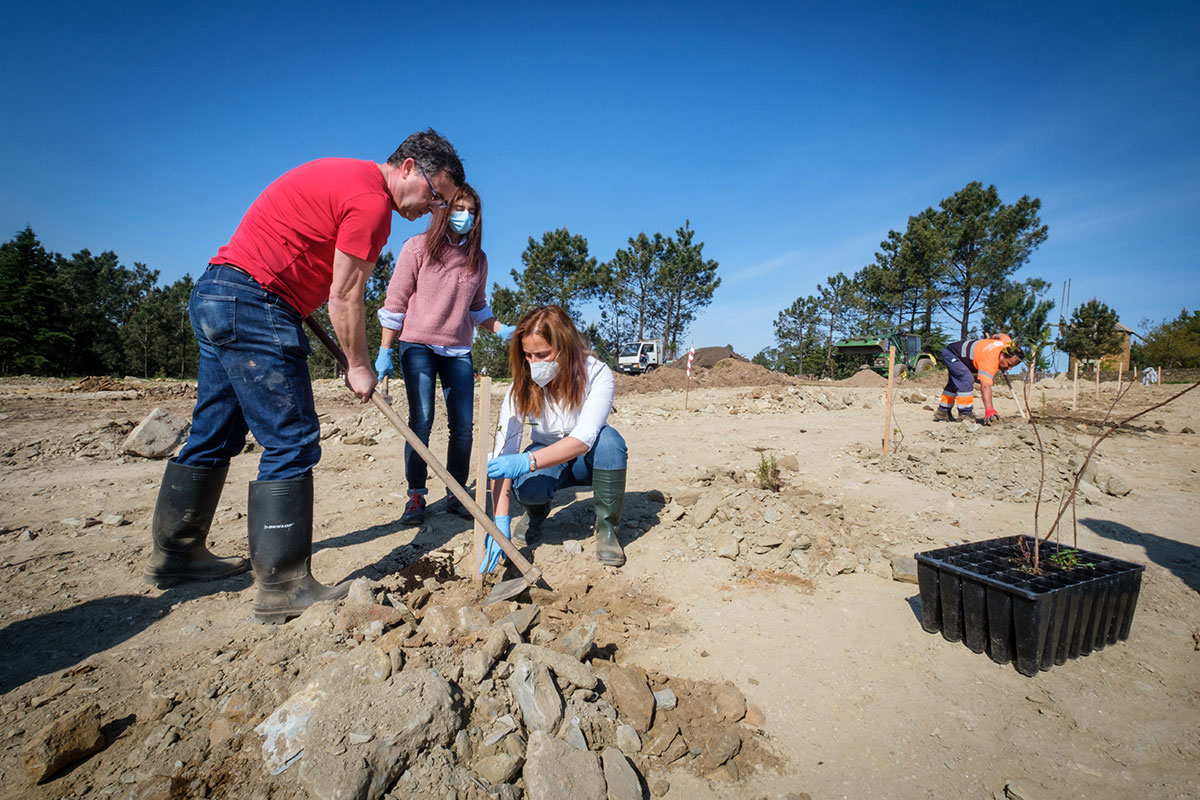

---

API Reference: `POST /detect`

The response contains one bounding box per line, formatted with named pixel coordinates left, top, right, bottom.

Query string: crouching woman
left=486, top=306, right=628, bottom=566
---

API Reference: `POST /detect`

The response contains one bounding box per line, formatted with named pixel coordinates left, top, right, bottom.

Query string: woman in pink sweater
left=374, top=184, right=514, bottom=523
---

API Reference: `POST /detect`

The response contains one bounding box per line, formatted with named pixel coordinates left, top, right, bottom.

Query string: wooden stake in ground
left=472, top=376, right=491, bottom=582
left=1117, top=362, right=1123, bottom=393
left=1005, top=373, right=1028, bottom=421
left=1159, top=366, right=1165, bottom=384
left=1072, top=362, right=1079, bottom=410
left=883, top=345, right=895, bottom=454
left=1095, top=360, right=1101, bottom=402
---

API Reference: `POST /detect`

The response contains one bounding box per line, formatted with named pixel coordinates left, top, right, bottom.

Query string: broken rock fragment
left=21, top=702, right=106, bottom=783
left=121, top=407, right=188, bottom=458
left=523, top=731, right=605, bottom=800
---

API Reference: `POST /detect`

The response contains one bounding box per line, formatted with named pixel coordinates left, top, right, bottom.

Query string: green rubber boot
left=511, top=503, right=549, bottom=547
left=143, top=459, right=248, bottom=587
left=592, top=468, right=626, bottom=567
left=248, top=476, right=349, bottom=624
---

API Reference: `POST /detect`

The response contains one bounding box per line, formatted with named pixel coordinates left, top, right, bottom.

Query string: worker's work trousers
left=512, top=426, right=627, bottom=509
left=938, top=346, right=976, bottom=415
left=176, top=265, right=321, bottom=482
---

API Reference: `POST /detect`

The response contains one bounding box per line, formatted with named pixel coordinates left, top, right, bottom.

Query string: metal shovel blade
left=484, top=566, right=543, bottom=605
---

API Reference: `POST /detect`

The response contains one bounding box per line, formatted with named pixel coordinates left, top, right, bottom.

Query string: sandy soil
left=1, top=369, right=1197, bottom=799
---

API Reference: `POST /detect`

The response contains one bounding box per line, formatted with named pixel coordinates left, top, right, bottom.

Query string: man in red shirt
left=144, top=129, right=464, bottom=623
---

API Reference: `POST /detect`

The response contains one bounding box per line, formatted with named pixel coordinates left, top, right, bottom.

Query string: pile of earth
left=62, top=377, right=196, bottom=401
left=67, top=376, right=130, bottom=393
left=672, top=347, right=748, bottom=370
left=615, top=359, right=801, bottom=395
left=834, top=369, right=889, bottom=387
left=3, top=559, right=780, bottom=799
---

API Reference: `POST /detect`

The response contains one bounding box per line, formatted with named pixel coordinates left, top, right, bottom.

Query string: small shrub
left=756, top=453, right=781, bottom=492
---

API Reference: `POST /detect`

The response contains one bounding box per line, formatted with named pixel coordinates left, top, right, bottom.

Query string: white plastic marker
left=684, top=344, right=695, bottom=409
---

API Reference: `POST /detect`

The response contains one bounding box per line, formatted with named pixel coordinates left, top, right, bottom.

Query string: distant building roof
left=1116, top=322, right=1134, bottom=333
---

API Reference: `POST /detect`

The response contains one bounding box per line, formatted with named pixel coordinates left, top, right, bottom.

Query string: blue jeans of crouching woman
left=512, top=425, right=627, bottom=507
left=397, top=343, right=475, bottom=494
left=175, top=264, right=320, bottom=482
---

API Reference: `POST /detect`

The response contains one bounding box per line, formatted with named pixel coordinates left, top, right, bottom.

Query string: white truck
left=617, top=339, right=664, bottom=374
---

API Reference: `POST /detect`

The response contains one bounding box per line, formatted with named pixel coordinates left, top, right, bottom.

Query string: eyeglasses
left=417, top=165, right=449, bottom=210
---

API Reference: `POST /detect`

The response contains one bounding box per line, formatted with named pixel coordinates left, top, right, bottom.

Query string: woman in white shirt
left=485, top=305, right=628, bottom=567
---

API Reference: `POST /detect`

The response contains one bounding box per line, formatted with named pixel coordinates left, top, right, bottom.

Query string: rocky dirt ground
left=0, top=364, right=1197, bottom=800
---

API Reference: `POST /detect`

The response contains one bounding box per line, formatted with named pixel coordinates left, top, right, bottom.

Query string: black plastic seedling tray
left=915, top=536, right=1144, bottom=676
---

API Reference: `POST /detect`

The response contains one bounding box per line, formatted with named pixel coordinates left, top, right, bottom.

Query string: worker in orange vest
left=934, top=334, right=1024, bottom=424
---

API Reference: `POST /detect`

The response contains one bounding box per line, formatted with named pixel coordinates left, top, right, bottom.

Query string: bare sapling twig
left=1020, top=367, right=1048, bottom=568
left=1050, top=379, right=1135, bottom=549
left=1020, top=363, right=1199, bottom=572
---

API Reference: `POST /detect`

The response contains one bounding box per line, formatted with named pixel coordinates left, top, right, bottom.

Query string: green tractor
left=833, top=333, right=936, bottom=379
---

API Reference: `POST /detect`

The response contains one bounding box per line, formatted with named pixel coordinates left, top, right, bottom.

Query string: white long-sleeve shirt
left=491, top=356, right=614, bottom=457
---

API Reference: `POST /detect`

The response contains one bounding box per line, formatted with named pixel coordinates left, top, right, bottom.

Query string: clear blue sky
left=3, top=1, right=1197, bottom=364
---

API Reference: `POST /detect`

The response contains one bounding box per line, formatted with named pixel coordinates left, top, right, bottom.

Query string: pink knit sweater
left=381, top=234, right=489, bottom=347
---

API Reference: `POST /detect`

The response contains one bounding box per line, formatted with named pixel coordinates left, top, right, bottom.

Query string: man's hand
left=374, top=347, right=394, bottom=379
left=345, top=364, right=377, bottom=403
left=982, top=407, right=1000, bottom=426
left=488, top=453, right=532, bottom=480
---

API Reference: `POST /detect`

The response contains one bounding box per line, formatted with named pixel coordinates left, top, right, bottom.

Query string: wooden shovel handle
left=303, top=317, right=537, bottom=578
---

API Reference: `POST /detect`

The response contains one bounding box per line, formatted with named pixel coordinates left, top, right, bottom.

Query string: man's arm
left=329, top=248, right=377, bottom=402
left=980, top=382, right=996, bottom=413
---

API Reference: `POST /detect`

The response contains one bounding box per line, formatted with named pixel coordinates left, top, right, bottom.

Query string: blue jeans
left=397, top=343, right=475, bottom=493
left=176, top=265, right=320, bottom=481
left=513, top=426, right=627, bottom=507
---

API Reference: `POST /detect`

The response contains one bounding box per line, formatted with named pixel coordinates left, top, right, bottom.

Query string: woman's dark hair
left=425, top=183, right=483, bottom=273
left=508, top=306, right=588, bottom=418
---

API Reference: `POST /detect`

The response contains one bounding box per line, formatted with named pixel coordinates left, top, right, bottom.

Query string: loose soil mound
left=615, top=358, right=800, bottom=395
left=665, top=346, right=747, bottom=370
left=835, top=369, right=889, bottom=387
left=67, top=376, right=130, bottom=392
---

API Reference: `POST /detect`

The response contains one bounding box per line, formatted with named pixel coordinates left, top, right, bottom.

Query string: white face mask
left=529, top=360, right=559, bottom=388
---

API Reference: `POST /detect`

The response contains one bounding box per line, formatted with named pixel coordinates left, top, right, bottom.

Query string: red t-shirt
left=210, top=158, right=393, bottom=316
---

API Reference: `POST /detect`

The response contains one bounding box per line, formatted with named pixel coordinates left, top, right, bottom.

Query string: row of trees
left=753, top=181, right=1054, bottom=378
left=473, top=222, right=719, bottom=378
left=0, top=227, right=197, bottom=378
left=1132, top=308, right=1200, bottom=369
left=1, top=220, right=721, bottom=381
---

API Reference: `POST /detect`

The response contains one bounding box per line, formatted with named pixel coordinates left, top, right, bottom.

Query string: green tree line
left=754, top=181, right=1056, bottom=379
left=1, top=219, right=721, bottom=381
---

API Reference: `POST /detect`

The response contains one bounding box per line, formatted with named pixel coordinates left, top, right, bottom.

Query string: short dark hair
left=387, top=128, right=465, bottom=188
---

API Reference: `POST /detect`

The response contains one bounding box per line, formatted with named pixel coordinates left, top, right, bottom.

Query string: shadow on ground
left=1083, top=517, right=1200, bottom=594
left=0, top=573, right=252, bottom=695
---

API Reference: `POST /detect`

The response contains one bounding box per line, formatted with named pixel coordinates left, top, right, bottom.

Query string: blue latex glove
left=481, top=515, right=511, bottom=574
left=488, top=453, right=532, bottom=480
left=374, top=347, right=394, bottom=379
left=496, top=323, right=516, bottom=341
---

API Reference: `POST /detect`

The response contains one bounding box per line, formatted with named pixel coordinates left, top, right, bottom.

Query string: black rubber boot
left=248, top=476, right=349, bottom=624
left=592, top=468, right=626, bottom=567
left=143, top=459, right=248, bottom=587
left=511, top=503, right=549, bottom=547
